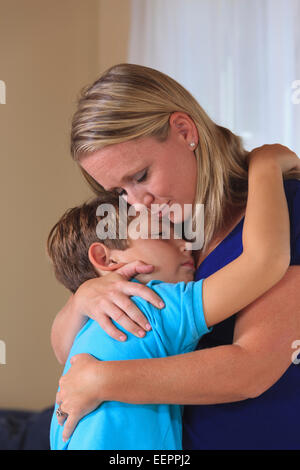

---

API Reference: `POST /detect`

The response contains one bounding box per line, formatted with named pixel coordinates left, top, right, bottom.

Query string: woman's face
left=79, top=117, right=198, bottom=224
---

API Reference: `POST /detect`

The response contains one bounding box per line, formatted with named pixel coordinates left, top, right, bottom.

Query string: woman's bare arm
left=58, top=266, right=300, bottom=441
left=101, top=266, right=300, bottom=404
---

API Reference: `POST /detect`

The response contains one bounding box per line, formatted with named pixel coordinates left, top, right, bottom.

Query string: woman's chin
left=167, top=204, right=193, bottom=224
left=177, top=271, right=195, bottom=283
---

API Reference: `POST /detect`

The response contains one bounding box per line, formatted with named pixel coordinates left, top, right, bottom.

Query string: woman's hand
left=56, top=354, right=105, bottom=442
left=73, top=261, right=164, bottom=341
left=51, top=260, right=164, bottom=365
left=249, top=144, right=300, bottom=173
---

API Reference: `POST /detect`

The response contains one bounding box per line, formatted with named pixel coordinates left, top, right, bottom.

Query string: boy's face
left=109, top=214, right=196, bottom=284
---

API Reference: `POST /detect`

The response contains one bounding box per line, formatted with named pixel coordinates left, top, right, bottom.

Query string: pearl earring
left=189, top=142, right=196, bottom=148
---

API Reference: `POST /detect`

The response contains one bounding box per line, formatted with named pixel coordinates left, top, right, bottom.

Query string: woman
left=52, top=64, right=300, bottom=449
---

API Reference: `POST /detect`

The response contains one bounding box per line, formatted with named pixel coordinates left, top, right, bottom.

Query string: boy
left=48, top=154, right=290, bottom=449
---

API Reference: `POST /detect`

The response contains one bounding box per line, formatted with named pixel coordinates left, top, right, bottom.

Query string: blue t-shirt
left=50, top=279, right=210, bottom=450
left=183, top=179, right=300, bottom=450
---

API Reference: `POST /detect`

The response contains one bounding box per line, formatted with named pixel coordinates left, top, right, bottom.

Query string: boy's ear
left=88, top=243, right=125, bottom=272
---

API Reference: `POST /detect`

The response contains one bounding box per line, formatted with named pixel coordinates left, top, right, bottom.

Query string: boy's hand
left=73, top=261, right=164, bottom=341
left=248, top=144, right=300, bottom=173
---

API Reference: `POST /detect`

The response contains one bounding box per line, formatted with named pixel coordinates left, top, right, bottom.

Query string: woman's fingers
left=74, top=267, right=165, bottom=339
left=121, top=281, right=165, bottom=309
left=97, top=313, right=129, bottom=342
left=91, top=281, right=164, bottom=339
left=55, top=393, right=68, bottom=426
left=110, top=293, right=152, bottom=336
left=56, top=409, right=68, bottom=426
left=96, top=298, right=148, bottom=340
left=55, top=354, right=104, bottom=442
left=116, top=260, right=154, bottom=279
left=62, top=414, right=80, bottom=443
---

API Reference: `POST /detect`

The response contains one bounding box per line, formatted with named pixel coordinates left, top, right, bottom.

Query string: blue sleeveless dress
left=183, top=179, right=300, bottom=450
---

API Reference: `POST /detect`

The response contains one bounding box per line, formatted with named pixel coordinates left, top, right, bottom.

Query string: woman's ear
left=169, top=112, right=198, bottom=147
left=88, top=243, right=125, bottom=272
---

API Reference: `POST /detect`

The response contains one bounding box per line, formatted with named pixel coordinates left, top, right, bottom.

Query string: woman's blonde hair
left=70, top=63, right=300, bottom=251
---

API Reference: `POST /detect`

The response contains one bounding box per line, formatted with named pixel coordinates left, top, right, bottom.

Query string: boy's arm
left=203, top=154, right=290, bottom=328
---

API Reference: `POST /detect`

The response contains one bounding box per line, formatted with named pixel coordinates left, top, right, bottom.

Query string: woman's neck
left=194, top=203, right=246, bottom=269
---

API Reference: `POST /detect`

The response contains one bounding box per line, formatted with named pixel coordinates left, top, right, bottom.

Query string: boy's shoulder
left=129, top=278, right=202, bottom=314
left=130, top=278, right=193, bottom=300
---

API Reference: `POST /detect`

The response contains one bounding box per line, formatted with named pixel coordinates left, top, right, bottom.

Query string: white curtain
left=128, top=0, right=300, bottom=153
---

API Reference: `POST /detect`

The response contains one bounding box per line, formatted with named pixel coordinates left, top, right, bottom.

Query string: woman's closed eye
left=135, top=168, right=148, bottom=184
left=115, top=169, right=148, bottom=196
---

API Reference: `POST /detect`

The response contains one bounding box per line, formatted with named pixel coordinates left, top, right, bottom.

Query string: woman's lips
left=181, top=260, right=195, bottom=270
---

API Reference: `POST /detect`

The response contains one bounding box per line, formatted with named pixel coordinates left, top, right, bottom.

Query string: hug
left=48, top=64, right=300, bottom=450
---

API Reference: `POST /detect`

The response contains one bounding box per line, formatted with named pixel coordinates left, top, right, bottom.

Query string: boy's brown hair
left=47, top=194, right=131, bottom=293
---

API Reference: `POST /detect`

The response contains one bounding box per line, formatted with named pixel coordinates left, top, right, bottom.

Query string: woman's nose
left=143, top=193, right=155, bottom=209
left=184, top=241, right=193, bottom=252
left=126, top=189, right=154, bottom=210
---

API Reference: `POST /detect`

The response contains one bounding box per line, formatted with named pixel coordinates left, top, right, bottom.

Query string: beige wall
left=99, top=0, right=131, bottom=72
left=0, top=0, right=130, bottom=410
